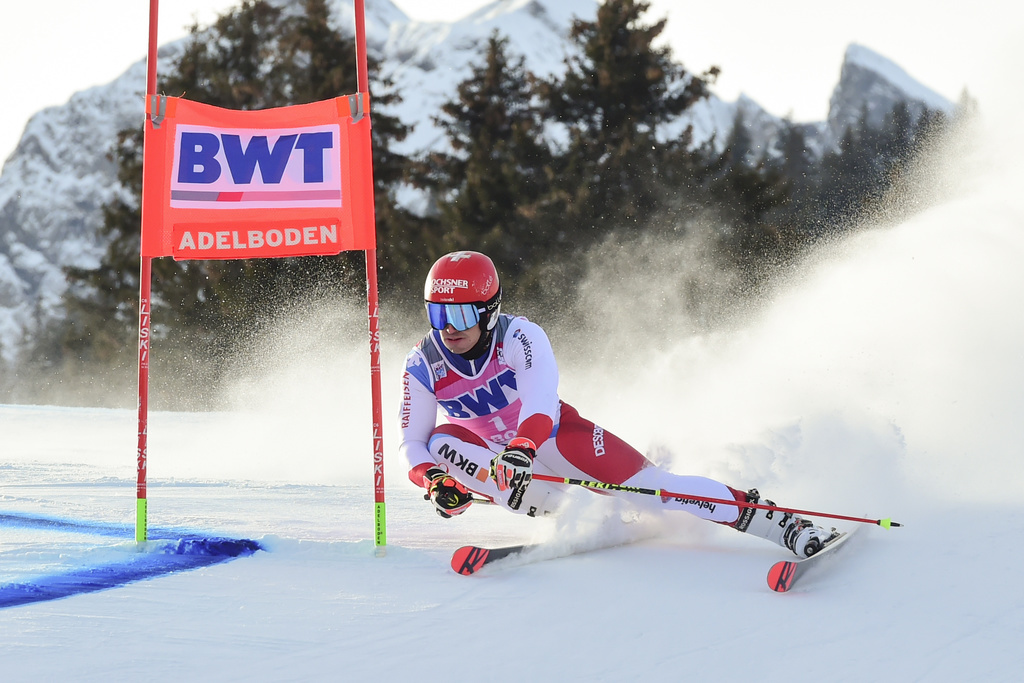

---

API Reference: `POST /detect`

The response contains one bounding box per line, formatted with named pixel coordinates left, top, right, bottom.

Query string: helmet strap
left=479, top=288, right=502, bottom=331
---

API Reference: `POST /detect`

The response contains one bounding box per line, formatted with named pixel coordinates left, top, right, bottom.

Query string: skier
left=399, top=251, right=837, bottom=557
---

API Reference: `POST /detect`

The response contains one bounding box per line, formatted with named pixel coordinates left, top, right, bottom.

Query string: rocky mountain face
left=0, top=0, right=953, bottom=369
left=0, top=55, right=148, bottom=367
left=827, top=43, right=956, bottom=148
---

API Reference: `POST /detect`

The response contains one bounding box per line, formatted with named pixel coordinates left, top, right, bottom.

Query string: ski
left=451, top=534, right=654, bottom=576
left=450, top=543, right=535, bottom=575
left=766, top=527, right=860, bottom=592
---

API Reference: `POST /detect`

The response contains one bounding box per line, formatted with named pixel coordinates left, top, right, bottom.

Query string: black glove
left=424, top=466, right=473, bottom=518
left=489, top=438, right=536, bottom=492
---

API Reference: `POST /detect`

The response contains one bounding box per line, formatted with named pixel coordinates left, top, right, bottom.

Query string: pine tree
left=816, top=105, right=877, bottom=230
left=777, top=121, right=813, bottom=191
left=535, top=0, right=711, bottom=235
left=421, top=32, right=555, bottom=282
left=172, top=0, right=290, bottom=110
left=699, top=111, right=794, bottom=272
left=50, top=0, right=418, bottom=399
left=815, top=100, right=939, bottom=231
left=59, top=127, right=146, bottom=365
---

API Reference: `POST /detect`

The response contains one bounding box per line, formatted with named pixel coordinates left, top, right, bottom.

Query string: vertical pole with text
left=136, top=0, right=161, bottom=544
left=353, top=0, right=387, bottom=556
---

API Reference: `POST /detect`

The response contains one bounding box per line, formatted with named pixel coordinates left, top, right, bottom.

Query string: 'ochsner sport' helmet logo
left=430, top=278, right=468, bottom=294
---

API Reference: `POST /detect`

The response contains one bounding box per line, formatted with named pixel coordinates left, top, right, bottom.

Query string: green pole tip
left=877, top=518, right=902, bottom=529
left=135, top=498, right=148, bottom=543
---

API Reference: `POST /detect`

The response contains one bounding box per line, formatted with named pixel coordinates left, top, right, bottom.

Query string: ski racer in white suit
left=399, top=251, right=836, bottom=557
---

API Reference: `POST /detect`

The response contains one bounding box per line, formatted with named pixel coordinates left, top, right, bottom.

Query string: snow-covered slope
left=0, top=0, right=952, bottom=369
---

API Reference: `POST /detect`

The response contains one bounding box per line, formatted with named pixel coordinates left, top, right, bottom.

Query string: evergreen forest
left=17, top=0, right=965, bottom=407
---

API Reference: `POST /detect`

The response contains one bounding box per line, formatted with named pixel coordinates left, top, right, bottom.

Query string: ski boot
left=735, top=489, right=838, bottom=558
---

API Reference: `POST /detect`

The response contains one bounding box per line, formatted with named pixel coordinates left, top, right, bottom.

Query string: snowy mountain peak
left=325, top=0, right=407, bottom=50
left=845, top=43, right=954, bottom=114
left=466, top=0, right=594, bottom=27
left=826, top=43, right=954, bottom=148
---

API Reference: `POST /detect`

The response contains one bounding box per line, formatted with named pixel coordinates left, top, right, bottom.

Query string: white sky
left=0, top=1, right=1019, bottom=165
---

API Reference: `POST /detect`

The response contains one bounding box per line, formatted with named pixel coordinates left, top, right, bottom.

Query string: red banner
left=141, top=95, right=375, bottom=259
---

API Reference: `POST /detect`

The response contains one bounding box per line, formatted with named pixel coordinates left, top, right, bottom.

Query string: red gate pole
left=136, top=0, right=160, bottom=544
left=353, top=0, right=387, bottom=556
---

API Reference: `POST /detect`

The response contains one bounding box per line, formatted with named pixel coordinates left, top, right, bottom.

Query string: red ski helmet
left=424, top=251, right=502, bottom=331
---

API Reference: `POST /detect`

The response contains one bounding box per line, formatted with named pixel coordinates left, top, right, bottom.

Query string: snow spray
left=556, top=47, right=1024, bottom=514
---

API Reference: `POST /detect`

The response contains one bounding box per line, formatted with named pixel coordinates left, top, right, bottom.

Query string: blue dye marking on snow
left=0, top=512, right=262, bottom=609
left=0, top=512, right=132, bottom=537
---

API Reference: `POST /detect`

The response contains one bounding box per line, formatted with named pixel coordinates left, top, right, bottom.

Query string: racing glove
left=489, top=437, right=536, bottom=492
left=423, top=466, right=473, bottom=518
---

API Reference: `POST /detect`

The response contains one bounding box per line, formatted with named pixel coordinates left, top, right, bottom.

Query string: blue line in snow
left=0, top=513, right=262, bottom=609
left=0, top=512, right=132, bottom=537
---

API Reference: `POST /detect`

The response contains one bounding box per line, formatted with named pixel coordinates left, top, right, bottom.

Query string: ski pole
left=530, top=473, right=902, bottom=528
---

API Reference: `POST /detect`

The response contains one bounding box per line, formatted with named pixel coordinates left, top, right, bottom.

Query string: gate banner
left=141, top=95, right=375, bottom=260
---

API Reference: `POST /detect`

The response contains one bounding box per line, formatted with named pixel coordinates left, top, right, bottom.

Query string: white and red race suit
left=399, top=313, right=744, bottom=521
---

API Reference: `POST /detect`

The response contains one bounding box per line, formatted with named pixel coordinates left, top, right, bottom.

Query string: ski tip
left=450, top=545, right=489, bottom=576
left=766, top=560, right=797, bottom=593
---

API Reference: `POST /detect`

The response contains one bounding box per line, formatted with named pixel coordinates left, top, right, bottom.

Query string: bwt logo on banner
left=171, top=124, right=343, bottom=210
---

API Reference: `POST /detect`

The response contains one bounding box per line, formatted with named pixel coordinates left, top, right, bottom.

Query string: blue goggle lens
left=426, top=302, right=482, bottom=331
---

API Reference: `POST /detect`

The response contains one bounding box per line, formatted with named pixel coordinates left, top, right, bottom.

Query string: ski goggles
left=425, top=302, right=484, bottom=331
